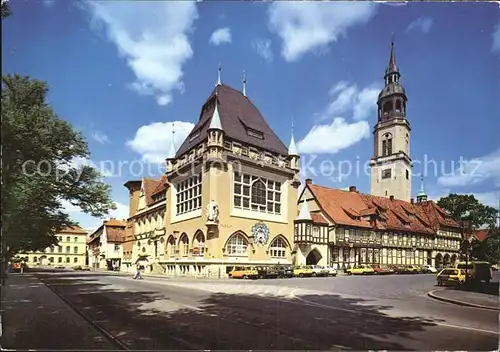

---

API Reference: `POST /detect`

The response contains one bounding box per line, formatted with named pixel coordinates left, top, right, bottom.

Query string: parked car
left=454, top=261, right=492, bottom=284
left=293, top=265, right=313, bottom=277
left=406, top=265, right=422, bottom=274
left=491, top=264, right=499, bottom=272
left=323, top=266, right=338, bottom=277
left=371, top=264, right=393, bottom=275
left=437, top=268, right=466, bottom=286
left=73, top=265, right=91, bottom=271
left=310, top=265, right=329, bottom=277
left=346, top=264, right=375, bottom=275
left=228, top=266, right=259, bottom=279
left=389, top=265, right=409, bottom=274
left=275, top=265, right=294, bottom=278
left=422, top=264, right=437, bottom=273
left=255, top=266, right=279, bottom=279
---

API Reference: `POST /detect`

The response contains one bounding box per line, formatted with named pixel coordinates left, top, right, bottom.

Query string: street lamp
left=460, top=215, right=473, bottom=283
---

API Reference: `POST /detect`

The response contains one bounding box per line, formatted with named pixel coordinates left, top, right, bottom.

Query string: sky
left=2, top=0, right=500, bottom=231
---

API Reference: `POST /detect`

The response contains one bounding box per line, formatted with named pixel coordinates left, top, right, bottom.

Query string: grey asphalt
left=0, top=273, right=118, bottom=350
left=31, top=270, right=499, bottom=351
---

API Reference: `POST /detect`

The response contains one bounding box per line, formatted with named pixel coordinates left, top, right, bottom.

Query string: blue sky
left=3, top=1, right=500, bottom=230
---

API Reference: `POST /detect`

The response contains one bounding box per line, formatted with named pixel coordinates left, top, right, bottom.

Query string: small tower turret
left=416, top=174, right=428, bottom=203
left=206, top=89, right=224, bottom=160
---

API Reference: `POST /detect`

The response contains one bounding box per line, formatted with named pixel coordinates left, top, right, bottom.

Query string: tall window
left=66, top=246, right=70, bottom=253
left=114, top=244, right=120, bottom=252
left=193, top=231, right=206, bottom=256
left=33, top=256, right=38, bottom=263
left=269, top=237, right=286, bottom=258
left=74, top=237, right=78, bottom=242
left=49, top=257, right=54, bottom=263
left=179, top=234, right=189, bottom=256
left=176, top=173, right=202, bottom=215
left=58, top=246, right=62, bottom=253
left=58, top=257, right=62, bottom=263
left=233, top=172, right=282, bottom=214
left=66, top=236, right=70, bottom=242
left=73, top=246, right=78, bottom=254
left=227, top=234, right=247, bottom=256
left=74, top=257, right=78, bottom=263
left=167, top=236, right=176, bottom=256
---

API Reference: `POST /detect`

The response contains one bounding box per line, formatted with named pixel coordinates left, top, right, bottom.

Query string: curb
left=427, top=289, right=500, bottom=311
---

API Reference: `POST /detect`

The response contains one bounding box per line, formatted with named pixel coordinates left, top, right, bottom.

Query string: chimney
left=389, top=195, right=394, bottom=201
left=349, top=186, right=357, bottom=192
left=305, top=178, right=312, bottom=185
left=410, top=198, right=414, bottom=204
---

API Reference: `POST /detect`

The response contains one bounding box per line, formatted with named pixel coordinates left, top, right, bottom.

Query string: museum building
left=124, top=70, right=301, bottom=277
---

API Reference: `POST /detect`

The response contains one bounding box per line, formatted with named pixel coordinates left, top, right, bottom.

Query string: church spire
left=417, top=174, right=428, bottom=203
left=242, top=70, right=247, bottom=97
left=385, top=33, right=400, bottom=78
left=288, top=117, right=298, bottom=156
left=166, top=123, right=176, bottom=159
left=208, top=90, right=222, bottom=130
left=216, top=63, right=222, bottom=86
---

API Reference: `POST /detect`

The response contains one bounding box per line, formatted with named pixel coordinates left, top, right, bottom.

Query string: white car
left=310, top=265, right=329, bottom=277
left=424, top=264, right=437, bottom=273
left=323, top=266, right=338, bottom=277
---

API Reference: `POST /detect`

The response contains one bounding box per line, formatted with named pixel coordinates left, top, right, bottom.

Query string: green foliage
left=1, top=74, right=116, bottom=258
left=1, top=0, right=11, bottom=19
left=470, top=232, right=500, bottom=264
left=436, top=193, right=498, bottom=230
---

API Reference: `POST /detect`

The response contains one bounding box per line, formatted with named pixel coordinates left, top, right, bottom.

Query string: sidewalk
left=428, top=288, right=499, bottom=311
left=0, top=273, right=118, bottom=350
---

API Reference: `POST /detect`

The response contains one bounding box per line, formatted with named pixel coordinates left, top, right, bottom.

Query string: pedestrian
left=133, top=263, right=143, bottom=280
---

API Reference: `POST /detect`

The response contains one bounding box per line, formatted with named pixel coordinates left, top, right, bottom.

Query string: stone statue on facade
left=206, top=199, right=219, bottom=223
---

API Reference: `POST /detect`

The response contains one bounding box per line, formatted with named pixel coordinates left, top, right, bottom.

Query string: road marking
left=432, top=322, right=498, bottom=335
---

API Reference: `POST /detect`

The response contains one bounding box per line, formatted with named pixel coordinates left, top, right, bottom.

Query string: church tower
left=370, top=37, right=412, bottom=201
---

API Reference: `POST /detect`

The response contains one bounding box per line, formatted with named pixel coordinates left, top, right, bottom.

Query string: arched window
left=251, top=180, right=266, bottom=205
left=383, top=101, right=393, bottom=115
left=193, top=231, right=206, bottom=256
left=227, top=234, right=247, bottom=256
left=179, top=233, right=189, bottom=256
left=395, top=100, right=402, bottom=113
left=167, top=236, right=175, bottom=256
left=73, top=246, right=78, bottom=254
left=382, top=133, right=393, bottom=156
left=269, top=237, right=287, bottom=258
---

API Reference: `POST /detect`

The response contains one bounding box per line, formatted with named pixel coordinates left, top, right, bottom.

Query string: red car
left=371, top=264, right=394, bottom=274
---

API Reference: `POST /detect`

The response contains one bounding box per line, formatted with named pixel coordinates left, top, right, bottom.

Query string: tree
left=1, top=74, right=116, bottom=260
left=1, top=0, right=11, bottom=19
left=436, top=193, right=498, bottom=230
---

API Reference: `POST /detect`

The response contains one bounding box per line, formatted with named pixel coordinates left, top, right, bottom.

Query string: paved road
left=36, top=271, right=499, bottom=351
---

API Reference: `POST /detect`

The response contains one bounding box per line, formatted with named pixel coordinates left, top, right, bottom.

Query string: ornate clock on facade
left=251, top=222, right=270, bottom=245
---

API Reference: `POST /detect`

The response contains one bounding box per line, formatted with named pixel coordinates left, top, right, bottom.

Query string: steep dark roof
left=176, top=84, right=288, bottom=156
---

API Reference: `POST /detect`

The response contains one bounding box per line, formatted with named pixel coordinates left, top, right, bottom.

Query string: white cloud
left=492, top=21, right=500, bottom=53
left=61, top=199, right=129, bottom=231
left=473, top=190, right=500, bottom=209
left=209, top=27, right=232, bottom=45
left=405, top=17, right=433, bottom=34
left=126, top=121, right=194, bottom=164
left=91, top=130, right=110, bottom=144
left=268, top=2, right=377, bottom=62
left=84, top=2, right=198, bottom=106
left=321, top=81, right=380, bottom=121
left=253, top=39, right=274, bottom=62
left=297, top=118, right=370, bottom=154
left=437, top=148, right=500, bottom=188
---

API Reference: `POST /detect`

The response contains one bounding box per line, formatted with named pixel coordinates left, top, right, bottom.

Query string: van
left=453, top=261, right=492, bottom=284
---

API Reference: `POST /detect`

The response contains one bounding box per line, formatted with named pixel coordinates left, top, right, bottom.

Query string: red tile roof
left=473, top=229, right=489, bottom=242
left=311, top=212, right=329, bottom=225
left=151, top=175, right=168, bottom=197
left=307, top=184, right=459, bottom=235
left=59, top=226, right=87, bottom=234
left=176, top=84, right=288, bottom=157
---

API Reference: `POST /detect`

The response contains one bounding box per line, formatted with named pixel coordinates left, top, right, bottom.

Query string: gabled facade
left=87, top=218, right=126, bottom=270
left=17, top=226, right=88, bottom=268
left=123, top=177, right=167, bottom=272
left=294, top=180, right=462, bottom=269
left=161, top=78, right=301, bottom=277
